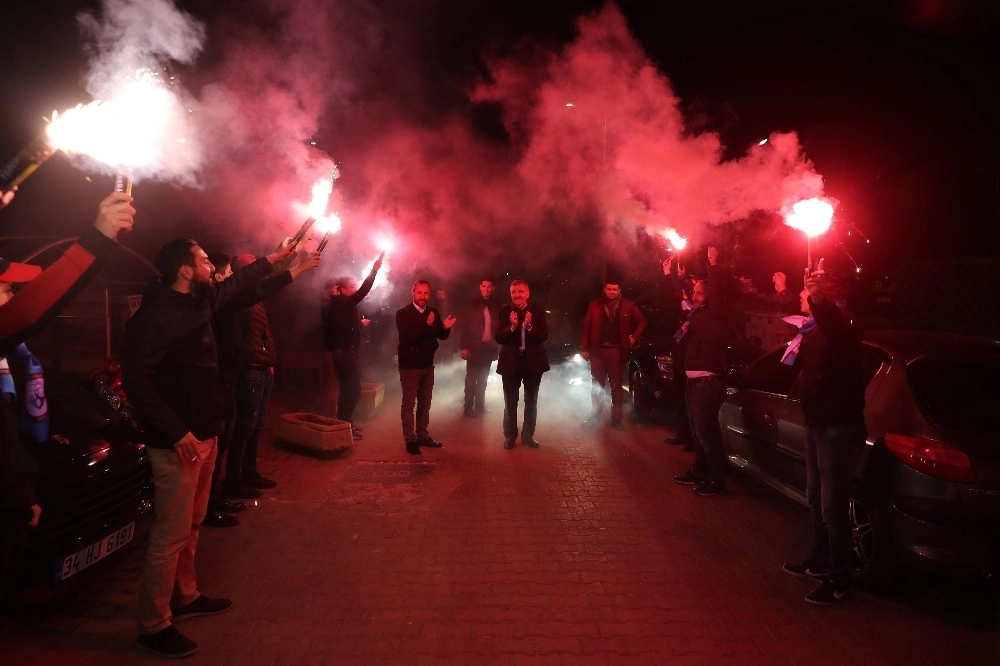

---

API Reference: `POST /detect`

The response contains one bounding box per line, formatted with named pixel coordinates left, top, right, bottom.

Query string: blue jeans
left=685, top=376, right=727, bottom=484
left=226, top=368, right=274, bottom=483
left=805, top=423, right=864, bottom=585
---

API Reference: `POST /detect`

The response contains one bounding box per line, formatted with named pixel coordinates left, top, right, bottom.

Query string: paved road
left=2, top=370, right=997, bottom=664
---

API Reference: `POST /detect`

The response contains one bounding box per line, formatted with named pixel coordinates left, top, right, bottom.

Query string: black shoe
left=673, top=470, right=704, bottom=485
left=663, top=436, right=688, bottom=445
left=693, top=481, right=727, bottom=496
left=805, top=579, right=851, bottom=606
left=783, top=561, right=830, bottom=580
left=463, top=407, right=475, bottom=418
left=136, top=626, right=197, bottom=658
left=522, top=437, right=540, bottom=448
left=503, top=438, right=515, bottom=449
left=405, top=441, right=421, bottom=455
left=171, top=595, right=233, bottom=622
left=223, top=483, right=261, bottom=500
left=417, top=438, right=443, bottom=448
left=610, top=419, right=624, bottom=430
left=202, top=510, right=239, bottom=528
left=213, top=500, right=245, bottom=513
left=243, top=472, right=277, bottom=489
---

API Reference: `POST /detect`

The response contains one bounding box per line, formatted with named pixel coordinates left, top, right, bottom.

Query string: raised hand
left=93, top=191, right=136, bottom=240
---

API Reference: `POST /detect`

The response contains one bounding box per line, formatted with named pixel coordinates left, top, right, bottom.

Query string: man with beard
left=581, top=278, right=646, bottom=428
left=123, top=238, right=295, bottom=658
left=458, top=278, right=500, bottom=417
left=396, top=280, right=456, bottom=455
left=495, top=279, right=549, bottom=449
left=321, top=253, right=383, bottom=439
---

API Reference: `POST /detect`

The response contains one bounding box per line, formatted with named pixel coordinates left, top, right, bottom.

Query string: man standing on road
left=671, top=276, right=734, bottom=497
left=782, top=258, right=865, bottom=606
left=396, top=280, right=455, bottom=455
left=123, top=238, right=295, bottom=658
left=581, top=278, right=646, bottom=428
left=495, top=279, right=549, bottom=449
left=321, top=253, right=383, bottom=439
left=458, top=278, right=500, bottom=417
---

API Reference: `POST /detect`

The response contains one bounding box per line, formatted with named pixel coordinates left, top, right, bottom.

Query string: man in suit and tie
left=495, top=279, right=549, bottom=449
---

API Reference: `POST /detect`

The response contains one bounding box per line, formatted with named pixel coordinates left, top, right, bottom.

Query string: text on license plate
left=56, top=521, right=136, bottom=582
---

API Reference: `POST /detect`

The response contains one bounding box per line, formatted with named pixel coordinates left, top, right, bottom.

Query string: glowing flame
left=315, top=212, right=342, bottom=236
left=361, top=247, right=391, bottom=291
left=304, top=175, right=334, bottom=219
left=664, top=229, right=687, bottom=250
left=45, top=69, right=187, bottom=170
left=784, top=198, right=834, bottom=238
left=374, top=233, right=396, bottom=254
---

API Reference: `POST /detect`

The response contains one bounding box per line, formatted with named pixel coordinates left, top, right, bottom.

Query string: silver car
left=719, top=329, right=1000, bottom=584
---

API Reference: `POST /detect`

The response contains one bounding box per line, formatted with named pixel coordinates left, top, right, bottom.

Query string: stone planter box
left=276, top=412, right=352, bottom=458
left=355, top=382, right=385, bottom=420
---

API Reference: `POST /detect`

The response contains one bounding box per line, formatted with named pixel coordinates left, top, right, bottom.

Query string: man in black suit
left=495, top=279, right=549, bottom=449
left=395, top=280, right=456, bottom=455
left=458, top=278, right=500, bottom=417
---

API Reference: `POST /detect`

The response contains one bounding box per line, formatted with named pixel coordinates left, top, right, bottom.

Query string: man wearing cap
left=1, top=191, right=134, bottom=605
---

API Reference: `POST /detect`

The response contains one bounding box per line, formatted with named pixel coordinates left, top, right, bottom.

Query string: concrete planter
left=276, top=412, right=352, bottom=458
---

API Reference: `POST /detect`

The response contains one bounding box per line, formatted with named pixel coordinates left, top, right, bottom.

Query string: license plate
left=55, top=521, right=136, bottom=582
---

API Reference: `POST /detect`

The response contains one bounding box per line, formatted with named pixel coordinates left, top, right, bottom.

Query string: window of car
left=739, top=348, right=799, bottom=395
left=905, top=356, right=1000, bottom=435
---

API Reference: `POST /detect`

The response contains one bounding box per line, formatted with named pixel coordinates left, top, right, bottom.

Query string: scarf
left=1, top=343, right=49, bottom=442
left=780, top=316, right=816, bottom=366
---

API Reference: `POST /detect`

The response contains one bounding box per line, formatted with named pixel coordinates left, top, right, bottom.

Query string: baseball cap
left=0, top=257, right=42, bottom=283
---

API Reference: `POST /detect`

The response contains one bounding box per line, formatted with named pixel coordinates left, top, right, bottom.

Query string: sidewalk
left=1, top=369, right=997, bottom=665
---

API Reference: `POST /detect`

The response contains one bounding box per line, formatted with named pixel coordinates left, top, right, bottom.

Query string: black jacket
left=122, top=258, right=273, bottom=449
left=495, top=303, right=550, bottom=376
left=796, top=298, right=866, bottom=427
left=322, top=267, right=377, bottom=351
left=458, top=296, right=501, bottom=362
left=396, top=303, right=451, bottom=369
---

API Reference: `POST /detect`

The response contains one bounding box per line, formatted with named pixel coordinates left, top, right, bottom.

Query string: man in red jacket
left=581, top=279, right=647, bottom=428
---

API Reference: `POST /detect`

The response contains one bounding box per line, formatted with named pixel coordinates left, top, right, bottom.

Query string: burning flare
left=784, top=198, right=834, bottom=238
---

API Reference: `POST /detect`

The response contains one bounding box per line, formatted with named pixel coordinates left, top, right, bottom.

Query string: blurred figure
left=782, top=259, right=865, bottom=606
left=495, top=280, right=549, bottom=449
left=1, top=191, right=134, bottom=606
left=772, top=271, right=799, bottom=316
left=396, top=280, right=455, bottom=455
left=123, top=238, right=295, bottom=658
left=458, top=278, right=500, bottom=417
left=321, top=254, right=383, bottom=439
left=581, top=278, right=646, bottom=428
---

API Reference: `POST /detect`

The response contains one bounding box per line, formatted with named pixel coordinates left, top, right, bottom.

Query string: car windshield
left=906, top=357, right=1000, bottom=435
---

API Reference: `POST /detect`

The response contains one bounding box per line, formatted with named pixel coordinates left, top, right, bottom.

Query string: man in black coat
left=395, top=280, right=456, bottom=455
left=495, top=279, right=549, bottom=449
left=458, top=278, right=500, bottom=417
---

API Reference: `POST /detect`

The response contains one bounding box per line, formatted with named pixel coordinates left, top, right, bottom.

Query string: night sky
left=1, top=0, right=998, bottom=291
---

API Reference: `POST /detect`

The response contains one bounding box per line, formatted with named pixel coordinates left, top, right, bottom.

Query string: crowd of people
left=1, top=183, right=865, bottom=658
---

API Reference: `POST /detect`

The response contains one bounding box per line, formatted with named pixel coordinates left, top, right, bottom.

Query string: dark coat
left=458, top=296, right=501, bottom=363
left=122, top=258, right=273, bottom=449
left=396, top=304, right=451, bottom=369
left=796, top=298, right=866, bottom=427
left=495, top=302, right=550, bottom=376
left=321, top=267, right=377, bottom=351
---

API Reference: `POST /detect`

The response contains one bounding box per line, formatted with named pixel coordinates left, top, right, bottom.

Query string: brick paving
left=1, top=370, right=997, bottom=665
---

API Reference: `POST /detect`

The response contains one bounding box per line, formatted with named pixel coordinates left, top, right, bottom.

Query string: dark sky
left=2, top=0, right=998, bottom=286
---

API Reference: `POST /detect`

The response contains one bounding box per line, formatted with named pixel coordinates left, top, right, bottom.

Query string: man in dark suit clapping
left=495, top=280, right=549, bottom=449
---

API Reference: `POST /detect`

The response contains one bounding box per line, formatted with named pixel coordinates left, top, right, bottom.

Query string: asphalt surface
left=1, top=365, right=997, bottom=665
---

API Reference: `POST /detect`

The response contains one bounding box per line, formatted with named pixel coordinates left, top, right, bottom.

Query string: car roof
left=863, top=329, right=1000, bottom=362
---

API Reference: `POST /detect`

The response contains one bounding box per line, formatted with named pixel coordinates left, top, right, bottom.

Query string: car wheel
left=630, top=370, right=652, bottom=421
left=849, top=485, right=897, bottom=587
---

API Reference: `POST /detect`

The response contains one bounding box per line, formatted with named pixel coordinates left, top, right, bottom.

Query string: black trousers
left=332, top=348, right=362, bottom=424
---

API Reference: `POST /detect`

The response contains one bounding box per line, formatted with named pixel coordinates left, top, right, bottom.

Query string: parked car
left=719, top=330, right=1000, bottom=585
left=10, top=359, right=152, bottom=598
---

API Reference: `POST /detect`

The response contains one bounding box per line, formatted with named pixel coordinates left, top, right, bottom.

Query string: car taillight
left=884, top=434, right=976, bottom=483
